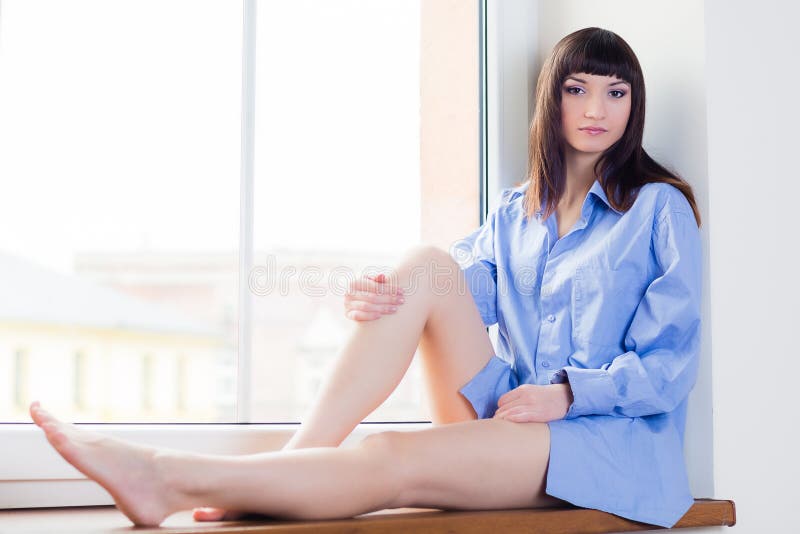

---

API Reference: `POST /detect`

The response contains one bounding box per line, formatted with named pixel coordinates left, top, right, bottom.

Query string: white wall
left=492, top=1, right=800, bottom=532
left=705, top=0, right=800, bottom=532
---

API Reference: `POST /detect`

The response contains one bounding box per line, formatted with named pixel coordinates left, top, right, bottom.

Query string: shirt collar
left=534, top=179, right=623, bottom=220
left=588, top=179, right=623, bottom=215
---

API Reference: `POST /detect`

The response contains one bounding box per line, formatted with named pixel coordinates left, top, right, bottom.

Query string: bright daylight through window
left=0, top=0, right=426, bottom=424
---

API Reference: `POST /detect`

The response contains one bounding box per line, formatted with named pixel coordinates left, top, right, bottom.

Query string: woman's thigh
left=368, top=417, right=566, bottom=511
left=403, top=245, right=496, bottom=424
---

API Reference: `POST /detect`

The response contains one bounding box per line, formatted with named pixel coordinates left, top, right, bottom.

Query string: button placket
left=538, top=274, right=557, bottom=373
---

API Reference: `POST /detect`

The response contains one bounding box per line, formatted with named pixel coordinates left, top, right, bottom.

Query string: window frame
left=0, top=0, right=491, bottom=509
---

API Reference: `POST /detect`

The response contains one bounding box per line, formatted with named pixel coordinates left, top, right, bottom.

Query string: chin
left=570, top=143, right=610, bottom=155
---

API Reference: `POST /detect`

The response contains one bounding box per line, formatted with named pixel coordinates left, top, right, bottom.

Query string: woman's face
left=560, top=72, right=631, bottom=156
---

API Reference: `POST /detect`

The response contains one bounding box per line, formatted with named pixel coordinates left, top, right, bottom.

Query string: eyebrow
left=565, top=76, right=630, bottom=87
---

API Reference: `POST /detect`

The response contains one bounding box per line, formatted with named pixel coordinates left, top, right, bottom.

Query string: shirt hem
left=543, top=486, right=694, bottom=529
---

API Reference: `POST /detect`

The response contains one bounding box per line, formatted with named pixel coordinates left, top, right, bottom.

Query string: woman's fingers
left=344, top=286, right=405, bottom=318
left=346, top=290, right=404, bottom=305
left=346, top=310, right=383, bottom=321
left=350, top=276, right=404, bottom=297
left=347, top=301, right=397, bottom=316
left=344, top=274, right=405, bottom=322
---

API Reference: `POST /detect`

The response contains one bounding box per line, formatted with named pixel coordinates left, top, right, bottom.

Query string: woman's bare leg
left=193, top=245, right=497, bottom=521
left=284, top=245, right=495, bottom=449
left=30, top=402, right=563, bottom=527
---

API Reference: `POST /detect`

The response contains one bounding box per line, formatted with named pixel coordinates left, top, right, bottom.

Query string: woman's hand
left=344, top=273, right=405, bottom=321
left=492, top=383, right=574, bottom=423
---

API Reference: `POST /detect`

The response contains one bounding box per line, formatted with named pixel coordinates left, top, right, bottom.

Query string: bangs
left=555, top=30, right=638, bottom=86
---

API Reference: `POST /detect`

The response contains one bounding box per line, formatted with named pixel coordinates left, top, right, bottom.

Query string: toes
left=30, top=404, right=55, bottom=426
left=41, top=423, right=68, bottom=449
left=192, top=508, right=227, bottom=521
left=30, top=402, right=43, bottom=425
left=192, top=508, right=246, bottom=522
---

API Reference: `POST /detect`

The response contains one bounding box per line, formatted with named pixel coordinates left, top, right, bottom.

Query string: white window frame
left=0, top=0, right=494, bottom=509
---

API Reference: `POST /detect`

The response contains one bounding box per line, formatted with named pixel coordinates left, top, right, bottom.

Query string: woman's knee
left=395, top=245, right=460, bottom=296
left=358, top=431, right=413, bottom=507
left=364, top=420, right=554, bottom=510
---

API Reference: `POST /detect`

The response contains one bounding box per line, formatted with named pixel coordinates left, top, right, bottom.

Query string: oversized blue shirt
left=452, top=178, right=702, bottom=528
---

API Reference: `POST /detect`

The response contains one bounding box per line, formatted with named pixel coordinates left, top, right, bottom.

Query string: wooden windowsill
left=0, top=498, right=735, bottom=533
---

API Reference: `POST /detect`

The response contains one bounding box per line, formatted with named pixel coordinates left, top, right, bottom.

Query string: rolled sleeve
left=550, top=366, right=616, bottom=418
left=459, top=355, right=519, bottom=419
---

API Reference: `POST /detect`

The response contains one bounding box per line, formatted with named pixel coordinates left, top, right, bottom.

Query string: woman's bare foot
left=29, top=401, right=181, bottom=527
left=192, top=506, right=246, bottom=522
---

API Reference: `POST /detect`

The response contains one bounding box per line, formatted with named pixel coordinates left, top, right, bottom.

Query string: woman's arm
left=551, top=206, right=703, bottom=419
left=449, top=187, right=521, bottom=327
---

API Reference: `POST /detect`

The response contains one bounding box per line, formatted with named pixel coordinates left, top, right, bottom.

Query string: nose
left=584, top=95, right=606, bottom=120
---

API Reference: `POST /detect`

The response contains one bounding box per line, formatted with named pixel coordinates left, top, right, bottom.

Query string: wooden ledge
left=0, top=498, right=735, bottom=533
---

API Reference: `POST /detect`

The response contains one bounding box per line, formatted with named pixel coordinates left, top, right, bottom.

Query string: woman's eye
left=565, top=86, right=627, bottom=98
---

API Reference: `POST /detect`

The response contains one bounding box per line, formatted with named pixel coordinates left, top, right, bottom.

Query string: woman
left=29, top=27, right=702, bottom=529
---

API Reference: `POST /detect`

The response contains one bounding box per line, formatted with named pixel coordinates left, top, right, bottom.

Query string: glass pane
left=0, top=0, right=242, bottom=422
left=251, top=0, right=423, bottom=422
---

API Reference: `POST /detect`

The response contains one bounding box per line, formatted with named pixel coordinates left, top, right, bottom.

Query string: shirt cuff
left=550, top=366, right=616, bottom=418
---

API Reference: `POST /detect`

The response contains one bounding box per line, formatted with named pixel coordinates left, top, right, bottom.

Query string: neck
left=561, top=145, right=601, bottom=209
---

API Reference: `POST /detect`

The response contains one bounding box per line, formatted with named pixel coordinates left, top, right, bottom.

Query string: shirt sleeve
left=449, top=188, right=515, bottom=327
left=550, top=207, right=702, bottom=419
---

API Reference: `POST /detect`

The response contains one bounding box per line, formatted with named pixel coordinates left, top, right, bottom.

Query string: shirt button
left=541, top=285, right=552, bottom=297
left=541, top=361, right=550, bottom=368
left=546, top=314, right=555, bottom=322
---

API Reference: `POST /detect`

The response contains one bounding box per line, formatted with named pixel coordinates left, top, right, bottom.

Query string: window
left=1, top=0, right=483, bottom=509
left=141, top=353, right=154, bottom=413
left=73, top=351, right=89, bottom=411
left=13, top=350, right=30, bottom=411
left=0, top=0, right=435, bottom=425
left=0, top=0, right=243, bottom=423
left=176, top=353, right=189, bottom=413
left=248, top=0, right=423, bottom=422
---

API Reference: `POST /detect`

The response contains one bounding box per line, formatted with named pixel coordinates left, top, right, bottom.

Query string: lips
left=580, top=127, right=607, bottom=132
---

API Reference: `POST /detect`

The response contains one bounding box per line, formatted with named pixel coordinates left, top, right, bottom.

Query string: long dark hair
left=522, top=27, right=701, bottom=227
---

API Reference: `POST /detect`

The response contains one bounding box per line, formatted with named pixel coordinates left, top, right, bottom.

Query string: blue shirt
left=452, top=178, right=702, bottom=528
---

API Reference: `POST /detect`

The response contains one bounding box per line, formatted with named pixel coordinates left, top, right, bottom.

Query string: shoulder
left=485, top=182, right=530, bottom=223
left=636, top=182, right=695, bottom=224
left=496, top=181, right=530, bottom=206
left=638, top=184, right=701, bottom=261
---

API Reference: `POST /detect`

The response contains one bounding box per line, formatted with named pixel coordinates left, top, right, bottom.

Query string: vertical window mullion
left=237, top=0, right=257, bottom=423
left=478, top=0, right=489, bottom=225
